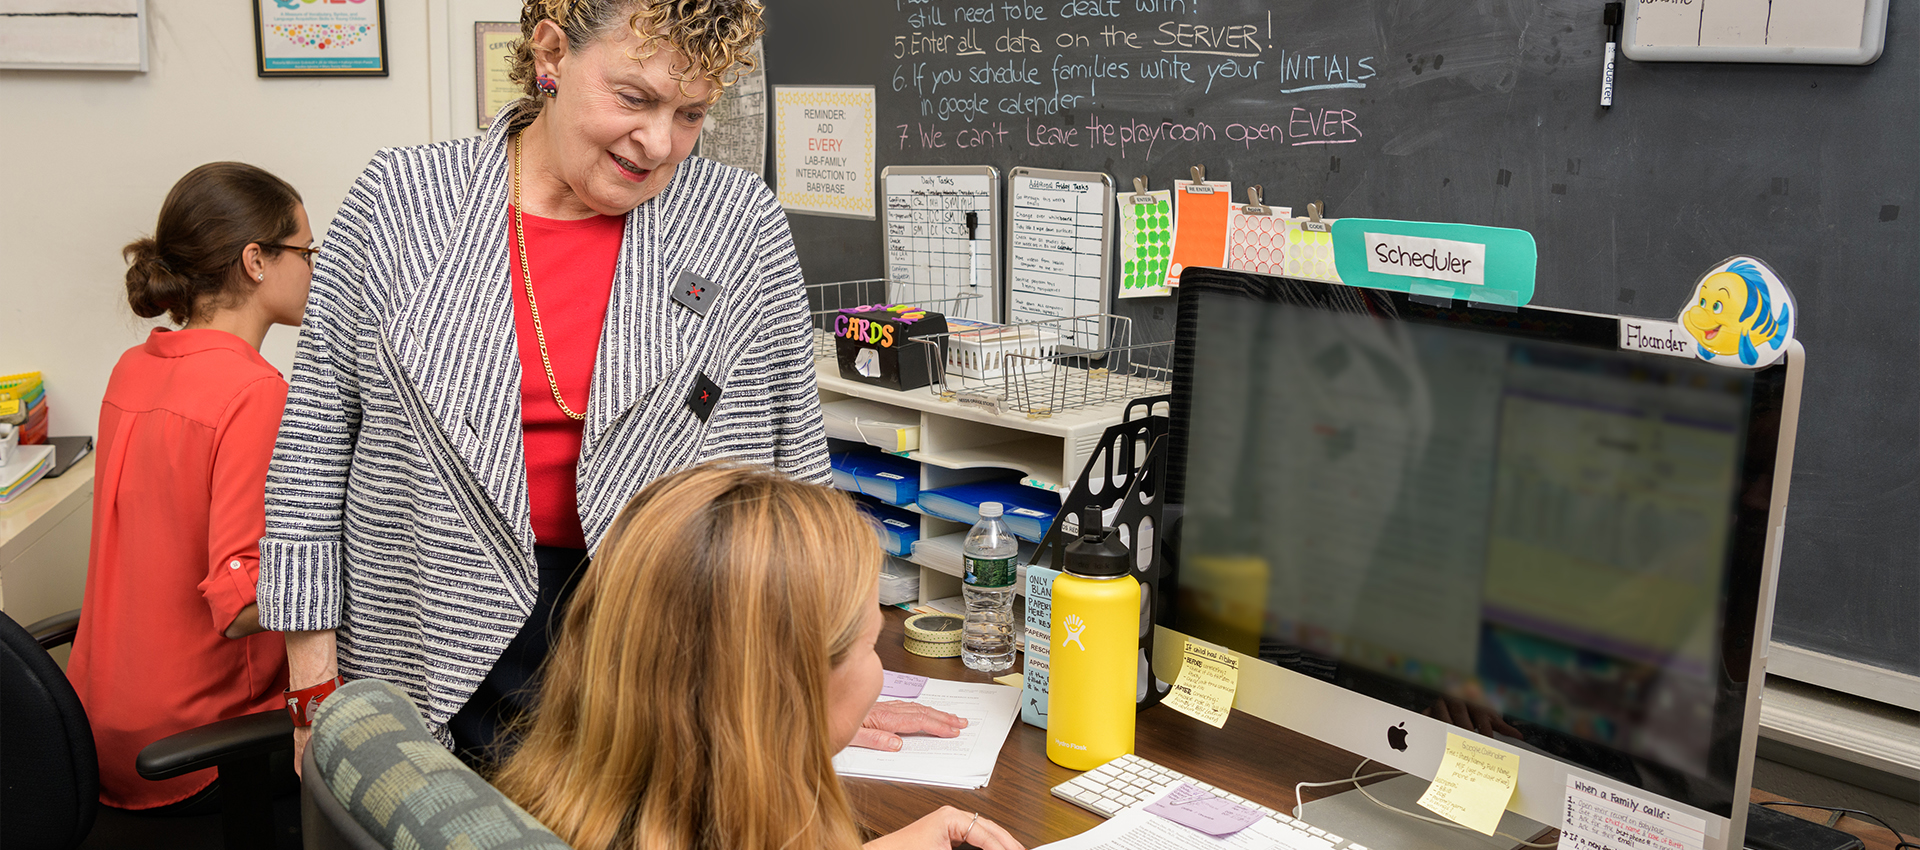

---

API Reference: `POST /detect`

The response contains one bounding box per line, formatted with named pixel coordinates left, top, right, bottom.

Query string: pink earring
left=535, top=75, right=558, bottom=97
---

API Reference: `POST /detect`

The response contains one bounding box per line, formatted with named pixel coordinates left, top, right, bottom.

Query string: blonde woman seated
left=493, top=462, right=1025, bottom=850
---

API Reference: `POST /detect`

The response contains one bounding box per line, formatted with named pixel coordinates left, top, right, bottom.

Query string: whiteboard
left=1007, top=168, right=1113, bottom=350
left=1622, top=0, right=1888, bottom=64
left=881, top=166, right=1001, bottom=323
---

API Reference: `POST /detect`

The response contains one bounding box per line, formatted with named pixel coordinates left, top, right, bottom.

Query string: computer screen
left=1163, top=270, right=1797, bottom=848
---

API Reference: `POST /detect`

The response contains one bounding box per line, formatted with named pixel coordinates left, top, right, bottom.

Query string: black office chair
left=0, top=609, right=292, bottom=850
left=300, top=679, right=569, bottom=850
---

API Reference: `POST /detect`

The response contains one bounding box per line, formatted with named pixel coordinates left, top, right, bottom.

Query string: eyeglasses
left=276, top=243, right=320, bottom=264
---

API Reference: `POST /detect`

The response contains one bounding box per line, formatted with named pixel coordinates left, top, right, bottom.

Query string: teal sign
left=1330, top=219, right=1538, bottom=307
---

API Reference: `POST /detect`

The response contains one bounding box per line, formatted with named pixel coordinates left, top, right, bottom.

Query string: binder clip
left=1183, top=165, right=1215, bottom=194
left=1241, top=185, right=1273, bottom=217
left=1130, top=176, right=1155, bottom=205
left=1303, top=200, right=1331, bottom=232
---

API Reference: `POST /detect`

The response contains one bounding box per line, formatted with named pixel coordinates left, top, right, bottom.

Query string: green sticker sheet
left=1118, top=190, right=1173, bottom=298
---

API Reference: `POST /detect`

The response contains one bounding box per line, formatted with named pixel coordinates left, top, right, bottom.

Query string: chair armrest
left=25, top=608, right=81, bottom=651
left=136, top=709, right=293, bottom=780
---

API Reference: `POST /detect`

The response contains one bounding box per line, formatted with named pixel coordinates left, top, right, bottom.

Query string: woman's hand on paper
left=865, top=805, right=1024, bottom=850
left=849, top=700, right=969, bottom=751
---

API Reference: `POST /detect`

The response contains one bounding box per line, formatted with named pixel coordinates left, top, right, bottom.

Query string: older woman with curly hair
left=255, top=0, right=952, bottom=768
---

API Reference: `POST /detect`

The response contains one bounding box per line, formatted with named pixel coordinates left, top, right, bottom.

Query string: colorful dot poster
left=1117, top=190, right=1173, bottom=299
left=1168, top=180, right=1234, bottom=289
left=255, top=0, right=387, bottom=75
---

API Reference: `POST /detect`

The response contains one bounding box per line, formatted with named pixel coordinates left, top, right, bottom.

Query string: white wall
left=0, top=1, right=435, bottom=438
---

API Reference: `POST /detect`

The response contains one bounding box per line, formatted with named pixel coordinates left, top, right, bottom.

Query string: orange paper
left=1167, top=180, right=1232, bottom=288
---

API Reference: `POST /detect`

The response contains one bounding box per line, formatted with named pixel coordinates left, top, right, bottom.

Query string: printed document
left=833, top=678, right=1022, bottom=789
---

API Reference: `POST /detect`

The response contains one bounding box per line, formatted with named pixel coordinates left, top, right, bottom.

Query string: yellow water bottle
left=1047, top=507, right=1141, bottom=770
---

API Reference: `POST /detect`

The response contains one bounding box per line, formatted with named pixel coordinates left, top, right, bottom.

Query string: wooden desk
left=850, top=607, right=1898, bottom=850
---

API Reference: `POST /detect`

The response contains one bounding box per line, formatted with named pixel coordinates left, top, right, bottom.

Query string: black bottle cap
left=1064, top=506, right=1130, bottom=578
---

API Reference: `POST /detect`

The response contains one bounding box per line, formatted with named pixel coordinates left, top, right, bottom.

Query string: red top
left=67, top=329, right=289, bottom=809
left=508, top=206, right=622, bottom=549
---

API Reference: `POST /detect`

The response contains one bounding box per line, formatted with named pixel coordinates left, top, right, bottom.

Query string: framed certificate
left=473, top=22, right=520, bottom=129
left=253, top=0, right=389, bottom=77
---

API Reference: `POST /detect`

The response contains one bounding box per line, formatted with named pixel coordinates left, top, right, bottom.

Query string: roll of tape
left=904, top=613, right=965, bottom=658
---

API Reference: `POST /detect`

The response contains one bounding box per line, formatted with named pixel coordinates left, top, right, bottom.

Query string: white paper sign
left=1561, top=777, right=1707, bottom=850
left=1617, top=319, right=1697, bottom=360
left=1364, top=233, right=1487, bottom=286
left=774, top=86, right=875, bottom=219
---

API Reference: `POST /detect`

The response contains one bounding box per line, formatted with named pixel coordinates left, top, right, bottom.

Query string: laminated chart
left=1167, top=180, right=1233, bottom=289
left=882, top=166, right=1001, bottom=322
left=1117, top=190, right=1173, bottom=299
left=1007, top=168, right=1113, bottom=348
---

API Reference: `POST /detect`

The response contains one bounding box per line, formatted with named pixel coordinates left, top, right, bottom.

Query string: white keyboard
left=1049, top=753, right=1372, bottom=850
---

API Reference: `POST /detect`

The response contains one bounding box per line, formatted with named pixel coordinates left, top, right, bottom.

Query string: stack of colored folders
left=0, top=444, right=54, bottom=505
left=0, top=372, right=48, bottom=446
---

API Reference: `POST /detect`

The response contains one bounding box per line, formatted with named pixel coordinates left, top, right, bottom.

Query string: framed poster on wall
left=253, top=0, right=388, bottom=77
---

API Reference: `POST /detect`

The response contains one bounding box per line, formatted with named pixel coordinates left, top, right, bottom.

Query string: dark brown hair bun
left=123, top=162, right=302, bottom=326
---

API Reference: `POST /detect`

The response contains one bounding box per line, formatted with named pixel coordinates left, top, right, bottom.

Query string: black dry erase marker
left=1601, top=3, right=1622, bottom=108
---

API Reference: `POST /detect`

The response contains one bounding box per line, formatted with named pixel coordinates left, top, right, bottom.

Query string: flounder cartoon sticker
left=1679, top=256, right=1795, bottom=368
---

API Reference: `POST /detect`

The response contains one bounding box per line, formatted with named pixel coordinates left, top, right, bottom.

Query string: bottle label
left=964, top=554, right=1017, bottom=589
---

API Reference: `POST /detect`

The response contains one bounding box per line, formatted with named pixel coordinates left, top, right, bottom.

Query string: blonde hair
left=509, top=0, right=764, bottom=106
left=492, top=461, right=881, bottom=850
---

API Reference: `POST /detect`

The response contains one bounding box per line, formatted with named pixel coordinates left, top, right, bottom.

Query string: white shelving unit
left=817, top=362, right=1132, bottom=605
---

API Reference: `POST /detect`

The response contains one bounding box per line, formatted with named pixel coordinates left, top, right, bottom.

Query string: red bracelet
left=284, top=676, right=346, bottom=727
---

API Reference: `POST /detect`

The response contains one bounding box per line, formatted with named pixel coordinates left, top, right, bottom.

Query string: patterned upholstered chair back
left=301, top=679, right=571, bottom=850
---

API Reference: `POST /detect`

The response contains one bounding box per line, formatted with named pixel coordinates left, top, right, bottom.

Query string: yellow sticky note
left=1164, top=638, right=1239, bottom=728
left=1416, top=733, right=1520, bottom=836
left=992, top=673, right=1024, bottom=688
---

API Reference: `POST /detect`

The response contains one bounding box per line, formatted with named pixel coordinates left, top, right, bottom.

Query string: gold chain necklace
left=511, top=132, right=587, bottom=421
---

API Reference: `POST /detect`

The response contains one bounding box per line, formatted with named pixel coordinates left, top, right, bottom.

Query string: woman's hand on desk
left=865, top=805, right=1024, bottom=850
left=850, top=700, right=968, bottom=751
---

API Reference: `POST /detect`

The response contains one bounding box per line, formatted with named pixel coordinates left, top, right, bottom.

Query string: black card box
left=833, top=305, right=947, bottom=391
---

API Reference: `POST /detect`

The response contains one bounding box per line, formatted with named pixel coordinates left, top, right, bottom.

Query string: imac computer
left=1159, top=268, right=1803, bottom=850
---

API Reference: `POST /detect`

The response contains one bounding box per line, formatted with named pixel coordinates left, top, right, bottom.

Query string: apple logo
left=1386, top=722, right=1409, bottom=752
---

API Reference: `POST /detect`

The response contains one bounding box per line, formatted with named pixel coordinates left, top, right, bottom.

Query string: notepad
left=832, top=678, right=1022, bottom=789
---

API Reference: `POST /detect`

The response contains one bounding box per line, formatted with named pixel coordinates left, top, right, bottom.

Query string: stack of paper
left=833, top=678, right=1022, bottom=789
left=0, top=444, right=54, bottom=505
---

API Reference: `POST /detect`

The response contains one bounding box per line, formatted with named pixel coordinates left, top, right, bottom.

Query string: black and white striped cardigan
left=256, top=109, right=830, bottom=741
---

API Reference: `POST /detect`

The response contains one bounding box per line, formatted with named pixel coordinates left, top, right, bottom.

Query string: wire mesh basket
left=804, top=278, right=985, bottom=359
left=910, top=314, right=1173, bottom=419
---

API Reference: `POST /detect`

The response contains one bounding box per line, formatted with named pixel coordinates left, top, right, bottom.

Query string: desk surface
left=0, top=452, right=94, bottom=559
left=851, top=607, right=1899, bottom=850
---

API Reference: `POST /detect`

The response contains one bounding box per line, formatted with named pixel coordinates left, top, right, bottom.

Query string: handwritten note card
left=882, top=671, right=929, bottom=699
left=1416, top=733, right=1521, bottom=836
left=1117, top=190, right=1172, bottom=299
left=1164, top=639, right=1239, bottom=728
left=1560, top=776, right=1707, bottom=850
left=1168, top=180, right=1232, bottom=288
left=1144, top=784, right=1264, bottom=837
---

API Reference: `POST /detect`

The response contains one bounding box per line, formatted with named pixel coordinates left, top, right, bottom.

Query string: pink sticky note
left=880, top=671, right=928, bottom=699
left=1143, top=783, right=1264, bottom=837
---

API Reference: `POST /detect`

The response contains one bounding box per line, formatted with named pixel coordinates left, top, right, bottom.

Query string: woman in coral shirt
left=67, top=162, right=312, bottom=812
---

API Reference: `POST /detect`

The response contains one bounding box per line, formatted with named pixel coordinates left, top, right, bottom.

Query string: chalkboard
left=761, top=0, right=1920, bottom=682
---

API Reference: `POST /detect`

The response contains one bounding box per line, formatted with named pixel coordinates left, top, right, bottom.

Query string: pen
left=1601, top=2, right=1622, bottom=108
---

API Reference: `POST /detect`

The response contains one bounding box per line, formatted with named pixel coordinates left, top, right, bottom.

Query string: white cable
left=1293, top=759, right=1559, bottom=849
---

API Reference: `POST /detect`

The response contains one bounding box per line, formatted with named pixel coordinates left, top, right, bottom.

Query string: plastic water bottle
left=962, top=502, right=1020, bottom=672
